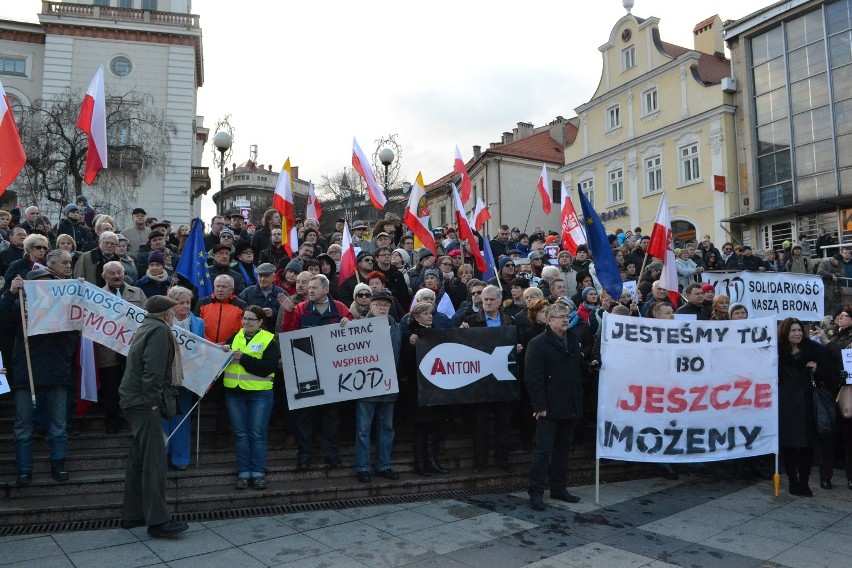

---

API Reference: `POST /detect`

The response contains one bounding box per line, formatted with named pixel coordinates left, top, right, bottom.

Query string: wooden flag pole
left=18, top=290, right=37, bottom=409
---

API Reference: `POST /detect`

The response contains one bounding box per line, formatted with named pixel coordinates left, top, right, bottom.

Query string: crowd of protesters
left=1, top=201, right=851, bottom=515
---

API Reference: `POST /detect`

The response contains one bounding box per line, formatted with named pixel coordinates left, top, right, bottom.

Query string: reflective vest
left=223, top=329, right=275, bottom=391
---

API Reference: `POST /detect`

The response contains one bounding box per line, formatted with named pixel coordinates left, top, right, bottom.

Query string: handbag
left=812, top=375, right=837, bottom=437
left=838, top=385, right=852, bottom=419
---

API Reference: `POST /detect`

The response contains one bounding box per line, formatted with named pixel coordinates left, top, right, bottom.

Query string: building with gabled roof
left=426, top=116, right=577, bottom=236
left=562, top=9, right=739, bottom=247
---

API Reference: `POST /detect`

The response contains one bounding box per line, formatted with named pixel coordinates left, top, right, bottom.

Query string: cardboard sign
left=279, top=319, right=398, bottom=409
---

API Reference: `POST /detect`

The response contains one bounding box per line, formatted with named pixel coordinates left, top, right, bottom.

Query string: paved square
left=3, top=474, right=850, bottom=567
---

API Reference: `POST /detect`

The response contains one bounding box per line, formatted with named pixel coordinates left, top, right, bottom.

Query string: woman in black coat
left=400, top=302, right=448, bottom=476
left=777, top=317, right=834, bottom=496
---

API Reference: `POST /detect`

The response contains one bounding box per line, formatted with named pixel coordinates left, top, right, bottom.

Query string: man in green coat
left=118, top=295, right=189, bottom=538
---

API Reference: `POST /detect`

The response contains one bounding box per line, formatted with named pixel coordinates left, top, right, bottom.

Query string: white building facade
left=0, top=0, right=207, bottom=226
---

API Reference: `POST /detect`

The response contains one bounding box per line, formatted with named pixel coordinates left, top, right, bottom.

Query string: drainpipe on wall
left=495, top=155, right=503, bottom=226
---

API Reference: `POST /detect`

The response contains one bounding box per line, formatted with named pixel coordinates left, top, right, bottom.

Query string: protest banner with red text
left=416, top=327, right=520, bottom=406
left=23, top=279, right=231, bottom=397
left=279, top=319, right=398, bottom=409
left=596, top=314, right=779, bottom=463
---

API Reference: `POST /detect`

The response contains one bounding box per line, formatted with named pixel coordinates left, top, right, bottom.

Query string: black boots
left=425, top=433, right=448, bottom=474
left=413, top=434, right=430, bottom=476
left=51, top=460, right=69, bottom=482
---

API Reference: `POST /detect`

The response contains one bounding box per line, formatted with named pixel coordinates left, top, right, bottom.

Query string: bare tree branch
left=17, top=88, right=177, bottom=218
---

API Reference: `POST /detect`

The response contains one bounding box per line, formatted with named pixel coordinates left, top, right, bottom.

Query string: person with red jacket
left=195, top=274, right=247, bottom=447
left=280, top=274, right=352, bottom=470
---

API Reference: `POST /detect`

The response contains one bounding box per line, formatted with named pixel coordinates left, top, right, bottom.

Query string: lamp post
left=379, top=148, right=394, bottom=221
left=213, top=130, right=232, bottom=215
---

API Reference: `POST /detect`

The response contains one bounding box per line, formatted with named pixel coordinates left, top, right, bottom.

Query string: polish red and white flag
left=453, top=146, right=472, bottom=205
left=560, top=183, right=586, bottom=255
left=472, top=196, right=491, bottom=233
left=536, top=164, right=552, bottom=215
left=76, top=66, right=108, bottom=185
left=0, top=79, right=26, bottom=198
left=305, top=181, right=322, bottom=220
left=452, top=183, right=486, bottom=272
left=338, top=221, right=357, bottom=282
left=648, top=192, right=680, bottom=306
left=352, top=138, right=386, bottom=210
left=403, top=172, right=437, bottom=257
left=272, top=158, right=296, bottom=255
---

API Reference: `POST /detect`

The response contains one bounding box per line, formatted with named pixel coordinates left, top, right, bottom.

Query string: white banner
left=597, top=314, right=779, bottom=463
left=23, top=280, right=231, bottom=398
left=279, top=319, right=398, bottom=409
left=701, top=271, right=823, bottom=320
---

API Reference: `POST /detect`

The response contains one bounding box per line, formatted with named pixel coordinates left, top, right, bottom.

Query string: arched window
left=6, top=93, right=24, bottom=125
left=672, top=220, right=697, bottom=247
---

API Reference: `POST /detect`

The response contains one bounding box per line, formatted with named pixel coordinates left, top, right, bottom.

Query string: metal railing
left=41, top=1, right=200, bottom=28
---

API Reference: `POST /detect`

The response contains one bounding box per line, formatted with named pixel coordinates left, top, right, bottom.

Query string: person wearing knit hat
left=700, top=283, right=716, bottom=306
left=350, top=282, right=373, bottom=319
left=56, top=203, right=89, bottom=249
left=134, top=250, right=173, bottom=298
left=391, top=248, right=410, bottom=269
left=728, top=303, right=748, bottom=320
left=422, top=269, right=442, bottom=296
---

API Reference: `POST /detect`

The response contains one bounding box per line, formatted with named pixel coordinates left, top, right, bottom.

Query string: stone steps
left=0, top=402, right=654, bottom=527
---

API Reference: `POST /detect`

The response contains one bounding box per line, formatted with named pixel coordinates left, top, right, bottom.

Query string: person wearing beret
left=119, top=295, right=189, bottom=538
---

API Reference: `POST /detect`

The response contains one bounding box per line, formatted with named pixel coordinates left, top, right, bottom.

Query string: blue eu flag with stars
left=576, top=186, right=624, bottom=302
left=175, top=218, right=213, bottom=298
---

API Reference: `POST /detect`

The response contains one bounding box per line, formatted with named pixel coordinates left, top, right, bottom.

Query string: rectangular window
left=141, top=0, right=157, bottom=10
left=622, top=46, right=636, bottom=71
left=645, top=155, right=662, bottom=194
left=551, top=179, right=561, bottom=204
left=440, top=206, right=447, bottom=227
left=0, top=56, right=26, bottom=77
left=608, top=169, right=624, bottom=204
left=94, top=0, right=111, bottom=6
left=642, top=88, right=658, bottom=115
left=118, top=0, right=134, bottom=8
left=580, top=178, right=594, bottom=207
left=679, top=144, right=700, bottom=183
left=606, top=105, right=621, bottom=130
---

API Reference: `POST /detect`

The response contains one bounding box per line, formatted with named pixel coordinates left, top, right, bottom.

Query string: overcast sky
left=8, top=0, right=773, bottom=220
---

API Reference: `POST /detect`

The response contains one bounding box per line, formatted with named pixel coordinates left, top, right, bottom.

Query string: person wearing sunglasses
left=349, top=283, right=373, bottom=319
left=3, top=233, right=50, bottom=291
left=336, top=250, right=375, bottom=305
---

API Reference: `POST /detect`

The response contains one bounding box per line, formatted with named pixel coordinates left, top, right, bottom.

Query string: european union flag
left=175, top=218, right=213, bottom=298
left=481, top=234, right=497, bottom=282
left=576, top=186, right=624, bottom=302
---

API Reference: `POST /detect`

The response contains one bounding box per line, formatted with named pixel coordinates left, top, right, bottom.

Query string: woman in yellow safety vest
left=223, top=305, right=279, bottom=491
